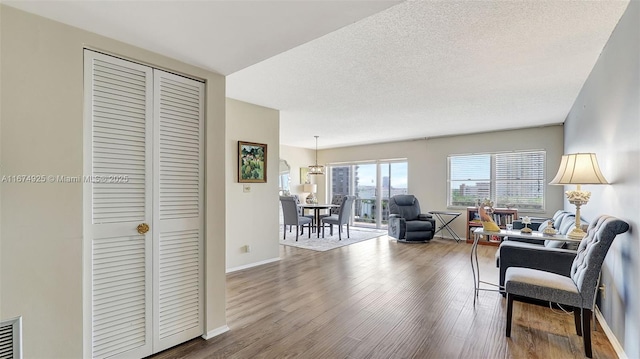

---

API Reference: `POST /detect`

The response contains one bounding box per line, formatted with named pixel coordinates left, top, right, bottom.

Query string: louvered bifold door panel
left=152, top=70, right=204, bottom=352
left=85, top=50, right=153, bottom=359
left=0, top=317, right=21, bottom=359
left=0, top=324, right=12, bottom=359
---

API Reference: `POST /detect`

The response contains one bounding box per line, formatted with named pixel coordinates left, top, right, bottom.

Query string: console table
left=470, top=228, right=581, bottom=306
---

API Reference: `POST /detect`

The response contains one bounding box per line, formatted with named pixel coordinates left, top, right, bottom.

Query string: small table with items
left=470, top=227, right=581, bottom=306
left=428, top=211, right=462, bottom=242
left=299, top=203, right=340, bottom=238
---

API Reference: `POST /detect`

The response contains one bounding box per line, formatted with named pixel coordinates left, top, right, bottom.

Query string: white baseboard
left=226, top=257, right=280, bottom=273
left=595, top=307, right=627, bottom=359
left=202, top=325, right=230, bottom=340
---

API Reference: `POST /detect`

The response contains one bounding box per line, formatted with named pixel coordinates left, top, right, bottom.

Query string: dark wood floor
left=150, top=236, right=617, bottom=359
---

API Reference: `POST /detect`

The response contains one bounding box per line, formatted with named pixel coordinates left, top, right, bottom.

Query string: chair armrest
left=498, top=241, right=577, bottom=289
left=419, top=214, right=436, bottom=232
left=388, top=216, right=406, bottom=239
left=418, top=213, right=433, bottom=220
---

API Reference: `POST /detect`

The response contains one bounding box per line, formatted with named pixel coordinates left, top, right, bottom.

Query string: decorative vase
left=306, top=192, right=317, bottom=204
left=520, top=216, right=532, bottom=233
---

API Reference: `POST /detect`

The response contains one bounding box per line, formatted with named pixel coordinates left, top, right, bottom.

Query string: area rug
left=279, top=227, right=387, bottom=252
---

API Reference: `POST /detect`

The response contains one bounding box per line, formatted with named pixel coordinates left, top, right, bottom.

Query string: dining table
left=298, top=203, right=340, bottom=238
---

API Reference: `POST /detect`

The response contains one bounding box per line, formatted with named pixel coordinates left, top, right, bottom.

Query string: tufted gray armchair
left=387, top=195, right=435, bottom=243
left=505, top=215, right=630, bottom=358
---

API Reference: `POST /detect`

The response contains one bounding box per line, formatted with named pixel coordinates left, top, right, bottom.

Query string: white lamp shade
left=549, top=153, right=608, bottom=185
left=303, top=184, right=317, bottom=193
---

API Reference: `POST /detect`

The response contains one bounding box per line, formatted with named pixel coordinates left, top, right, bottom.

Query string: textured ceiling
left=228, top=1, right=629, bottom=149
left=4, top=0, right=629, bottom=150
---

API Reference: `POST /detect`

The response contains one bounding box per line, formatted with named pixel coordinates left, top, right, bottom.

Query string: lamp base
left=567, top=227, right=586, bottom=240
left=306, top=193, right=317, bottom=204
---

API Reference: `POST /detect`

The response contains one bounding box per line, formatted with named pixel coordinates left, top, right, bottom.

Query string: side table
left=429, top=211, right=461, bottom=242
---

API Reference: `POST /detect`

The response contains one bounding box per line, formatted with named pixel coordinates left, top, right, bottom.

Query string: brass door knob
left=137, top=223, right=150, bottom=234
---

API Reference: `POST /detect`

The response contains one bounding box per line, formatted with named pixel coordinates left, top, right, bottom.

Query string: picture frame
left=238, top=141, right=267, bottom=183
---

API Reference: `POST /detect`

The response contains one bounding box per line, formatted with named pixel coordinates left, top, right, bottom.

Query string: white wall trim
left=226, top=257, right=280, bottom=273
left=596, top=306, right=627, bottom=359
left=201, top=325, right=230, bottom=340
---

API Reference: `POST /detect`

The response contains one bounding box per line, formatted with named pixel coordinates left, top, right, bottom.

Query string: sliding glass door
left=328, top=160, right=408, bottom=229
left=379, top=162, right=409, bottom=227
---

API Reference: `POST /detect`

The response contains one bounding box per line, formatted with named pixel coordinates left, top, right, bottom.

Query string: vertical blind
left=448, top=151, right=545, bottom=211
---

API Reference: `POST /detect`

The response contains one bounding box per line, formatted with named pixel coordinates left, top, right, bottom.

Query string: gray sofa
left=497, top=210, right=588, bottom=291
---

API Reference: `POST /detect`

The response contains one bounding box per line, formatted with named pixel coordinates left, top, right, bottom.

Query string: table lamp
left=303, top=183, right=317, bottom=204
left=549, top=153, right=608, bottom=239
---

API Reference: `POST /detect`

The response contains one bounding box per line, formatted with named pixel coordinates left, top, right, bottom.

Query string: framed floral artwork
left=238, top=141, right=267, bottom=183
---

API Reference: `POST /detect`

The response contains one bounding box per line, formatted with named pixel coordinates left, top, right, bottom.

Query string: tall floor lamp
left=549, top=153, right=608, bottom=239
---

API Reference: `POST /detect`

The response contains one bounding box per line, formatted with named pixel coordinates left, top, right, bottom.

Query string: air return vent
left=0, top=317, right=22, bottom=359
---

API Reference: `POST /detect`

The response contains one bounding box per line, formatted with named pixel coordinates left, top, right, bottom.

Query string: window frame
left=447, top=150, right=546, bottom=212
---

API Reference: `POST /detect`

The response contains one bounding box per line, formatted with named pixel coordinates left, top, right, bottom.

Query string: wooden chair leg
left=308, top=224, right=311, bottom=238
left=338, top=225, right=342, bottom=240
left=506, top=293, right=513, bottom=337
left=574, top=307, right=583, bottom=336
left=283, top=225, right=286, bottom=240
left=330, top=225, right=333, bottom=236
left=583, top=308, right=592, bottom=358
left=295, top=225, right=299, bottom=241
left=347, top=223, right=350, bottom=238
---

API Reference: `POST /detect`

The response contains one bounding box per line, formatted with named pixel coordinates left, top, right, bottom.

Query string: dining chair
left=318, top=194, right=346, bottom=223
left=321, top=196, right=355, bottom=240
left=291, top=194, right=314, bottom=233
left=280, top=196, right=312, bottom=241
left=505, top=215, right=629, bottom=358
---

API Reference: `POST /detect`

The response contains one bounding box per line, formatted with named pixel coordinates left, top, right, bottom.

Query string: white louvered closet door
left=85, top=51, right=204, bottom=358
left=152, top=71, right=204, bottom=352
left=85, top=51, right=154, bottom=359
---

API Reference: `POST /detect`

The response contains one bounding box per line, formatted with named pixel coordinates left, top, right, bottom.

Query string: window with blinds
left=447, top=151, right=545, bottom=211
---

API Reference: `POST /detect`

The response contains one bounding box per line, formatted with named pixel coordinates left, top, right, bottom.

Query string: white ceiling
left=4, top=0, right=629, bottom=149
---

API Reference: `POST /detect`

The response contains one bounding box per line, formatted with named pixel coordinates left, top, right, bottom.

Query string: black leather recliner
left=387, top=195, right=435, bottom=243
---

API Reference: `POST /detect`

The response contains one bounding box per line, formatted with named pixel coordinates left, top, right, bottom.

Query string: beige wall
left=563, top=2, right=639, bottom=356
left=318, top=125, right=565, bottom=239
left=280, top=144, right=315, bottom=196
left=0, top=6, right=227, bottom=358
left=225, top=98, right=280, bottom=271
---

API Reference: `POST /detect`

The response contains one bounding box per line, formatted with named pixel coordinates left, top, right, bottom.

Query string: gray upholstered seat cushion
left=322, top=215, right=340, bottom=225
left=505, top=267, right=581, bottom=307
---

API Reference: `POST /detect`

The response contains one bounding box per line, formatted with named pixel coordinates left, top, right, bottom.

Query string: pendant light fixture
left=308, top=135, right=325, bottom=175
